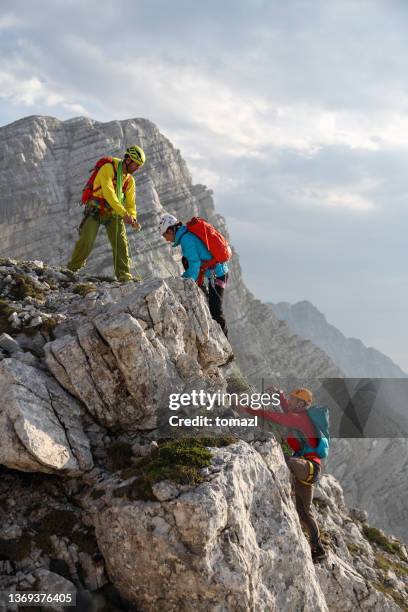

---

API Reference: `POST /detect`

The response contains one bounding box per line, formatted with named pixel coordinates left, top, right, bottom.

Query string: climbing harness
left=297, top=459, right=321, bottom=486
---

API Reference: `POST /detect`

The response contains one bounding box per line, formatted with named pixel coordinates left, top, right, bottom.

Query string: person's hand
left=123, top=215, right=141, bottom=231
left=123, top=213, right=134, bottom=225
left=265, top=385, right=280, bottom=396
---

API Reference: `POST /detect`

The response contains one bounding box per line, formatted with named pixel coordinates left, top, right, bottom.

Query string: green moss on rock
left=376, top=553, right=408, bottom=577
left=72, top=283, right=97, bottom=297
left=41, top=316, right=59, bottom=335
left=0, top=299, right=16, bottom=335
left=115, top=435, right=237, bottom=502
left=363, top=524, right=405, bottom=560
left=8, top=274, right=45, bottom=301
left=280, top=440, right=294, bottom=456
left=346, top=542, right=364, bottom=556
left=373, top=581, right=408, bottom=611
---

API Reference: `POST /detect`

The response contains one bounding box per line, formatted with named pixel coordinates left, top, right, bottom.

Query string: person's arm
left=265, top=386, right=290, bottom=412
left=124, top=176, right=136, bottom=219
left=98, top=164, right=127, bottom=217
left=278, top=390, right=290, bottom=412
left=240, top=406, right=317, bottom=441
left=180, top=234, right=201, bottom=281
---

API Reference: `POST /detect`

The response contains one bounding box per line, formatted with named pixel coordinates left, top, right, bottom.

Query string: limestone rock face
left=93, top=440, right=328, bottom=612
left=91, top=440, right=407, bottom=612
left=45, top=277, right=232, bottom=431
left=0, top=115, right=343, bottom=386
left=0, top=358, right=92, bottom=475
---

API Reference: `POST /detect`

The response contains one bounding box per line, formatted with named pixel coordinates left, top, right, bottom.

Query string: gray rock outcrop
left=0, top=114, right=405, bottom=547
left=0, top=259, right=406, bottom=610
left=90, top=439, right=407, bottom=611
left=45, top=277, right=232, bottom=431
left=0, top=113, right=407, bottom=609
left=0, top=115, right=343, bottom=386
left=0, top=358, right=92, bottom=475
left=93, top=440, right=328, bottom=611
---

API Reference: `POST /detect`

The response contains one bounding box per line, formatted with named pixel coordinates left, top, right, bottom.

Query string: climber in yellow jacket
left=67, top=146, right=145, bottom=281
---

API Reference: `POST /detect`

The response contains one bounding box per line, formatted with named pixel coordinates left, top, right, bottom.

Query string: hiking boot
left=117, top=274, right=143, bottom=283
left=311, top=543, right=327, bottom=563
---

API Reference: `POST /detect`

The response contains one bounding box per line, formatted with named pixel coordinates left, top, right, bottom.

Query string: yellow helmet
left=126, top=145, right=146, bottom=166
left=290, top=388, right=313, bottom=406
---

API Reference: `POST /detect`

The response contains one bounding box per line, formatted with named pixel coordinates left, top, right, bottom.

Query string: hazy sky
left=1, top=0, right=407, bottom=370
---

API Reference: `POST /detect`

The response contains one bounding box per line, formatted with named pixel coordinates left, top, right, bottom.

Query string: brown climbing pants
left=286, top=457, right=321, bottom=547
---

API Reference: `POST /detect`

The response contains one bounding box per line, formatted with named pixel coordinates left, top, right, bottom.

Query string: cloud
left=0, top=13, right=20, bottom=29
left=0, top=69, right=88, bottom=114
left=0, top=0, right=408, bottom=370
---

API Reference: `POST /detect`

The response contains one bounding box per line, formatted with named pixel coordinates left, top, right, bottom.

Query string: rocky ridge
left=0, top=114, right=406, bottom=550
left=0, top=258, right=407, bottom=611
left=0, top=115, right=343, bottom=385
left=270, top=300, right=407, bottom=378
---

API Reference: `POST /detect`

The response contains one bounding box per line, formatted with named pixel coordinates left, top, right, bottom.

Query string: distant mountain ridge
left=269, top=300, right=407, bottom=378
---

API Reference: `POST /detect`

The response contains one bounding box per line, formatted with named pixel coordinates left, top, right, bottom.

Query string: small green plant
left=114, top=435, right=237, bottom=501
left=376, top=553, right=408, bottom=577
left=346, top=542, right=364, bottom=555
left=8, top=274, right=45, bottom=301
left=41, top=316, right=59, bottom=334
left=373, top=581, right=408, bottom=611
left=0, top=299, right=16, bottom=335
left=280, top=440, right=294, bottom=456
left=319, top=530, right=332, bottom=548
left=72, top=283, right=97, bottom=297
left=363, top=524, right=405, bottom=561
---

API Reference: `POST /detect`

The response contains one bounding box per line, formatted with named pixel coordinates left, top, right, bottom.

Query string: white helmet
left=159, top=213, right=178, bottom=235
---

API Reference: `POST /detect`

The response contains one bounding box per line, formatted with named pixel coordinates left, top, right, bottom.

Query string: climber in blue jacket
left=159, top=213, right=229, bottom=337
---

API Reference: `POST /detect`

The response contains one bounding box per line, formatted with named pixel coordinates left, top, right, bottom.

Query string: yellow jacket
left=92, top=158, right=136, bottom=218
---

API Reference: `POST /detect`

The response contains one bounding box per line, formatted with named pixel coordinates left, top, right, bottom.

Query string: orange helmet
left=290, top=388, right=313, bottom=406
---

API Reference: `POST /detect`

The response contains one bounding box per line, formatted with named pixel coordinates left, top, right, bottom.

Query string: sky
left=1, top=0, right=407, bottom=370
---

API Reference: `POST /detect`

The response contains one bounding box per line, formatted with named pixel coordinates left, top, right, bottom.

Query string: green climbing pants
left=67, top=214, right=132, bottom=281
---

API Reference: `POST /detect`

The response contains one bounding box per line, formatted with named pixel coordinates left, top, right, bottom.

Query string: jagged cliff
left=270, top=300, right=407, bottom=378
left=0, top=115, right=407, bottom=569
left=0, top=260, right=407, bottom=611
left=0, top=115, right=342, bottom=385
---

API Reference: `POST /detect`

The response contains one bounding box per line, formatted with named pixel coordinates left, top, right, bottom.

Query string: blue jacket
left=173, top=225, right=229, bottom=281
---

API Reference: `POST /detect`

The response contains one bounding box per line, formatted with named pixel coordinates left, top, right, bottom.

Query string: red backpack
left=81, top=157, right=130, bottom=214
left=186, top=217, right=232, bottom=282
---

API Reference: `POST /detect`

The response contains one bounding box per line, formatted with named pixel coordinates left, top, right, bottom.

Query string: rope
left=114, top=160, right=123, bottom=277
left=130, top=227, right=178, bottom=281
